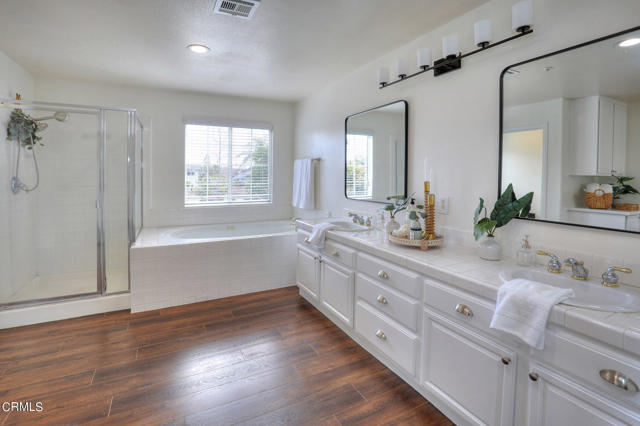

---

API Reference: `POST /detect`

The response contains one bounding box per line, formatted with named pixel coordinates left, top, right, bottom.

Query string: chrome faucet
left=601, top=266, right=632, bottom=288
left=348, top=212, right=364, bottom=225
left=537, top=251, right=562, bottom=273
left=565, top=258, right=589, bottom=281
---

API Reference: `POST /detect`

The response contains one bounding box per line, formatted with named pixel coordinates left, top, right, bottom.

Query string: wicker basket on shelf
left=585, top=189, right=613, bottom=209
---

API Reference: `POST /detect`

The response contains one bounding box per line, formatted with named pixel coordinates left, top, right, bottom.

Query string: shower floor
left=4, top=269, right=129, bottom=305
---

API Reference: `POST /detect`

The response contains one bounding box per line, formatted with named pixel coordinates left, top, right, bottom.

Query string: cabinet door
left=527, top=363, right=640, bottom=426
left=296, top=246, right=319, bottom=300
left=597, top=97, right=615, bottom=176
left=422, top=308, right=516, bottom=426
left=612, top=102, right=627, bottom=176
left=320, top=258, right=354, bottom=326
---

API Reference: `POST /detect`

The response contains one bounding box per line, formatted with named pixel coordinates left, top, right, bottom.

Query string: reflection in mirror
left=345, top=100, right=407, bottom=203
left=501, top=27, right=640, bottom=232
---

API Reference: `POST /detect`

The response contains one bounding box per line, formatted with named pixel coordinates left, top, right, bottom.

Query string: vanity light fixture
left=618, top=38, right=640, bottom=47
left=379, top=0, right=533, bottom=88
left=187, top=44, right=210, bottom=54
left=378, top=67, right=390, bottom=86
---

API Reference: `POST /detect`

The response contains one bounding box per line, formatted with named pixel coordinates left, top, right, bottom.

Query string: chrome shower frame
left=0, top=98, right=143, bottom=309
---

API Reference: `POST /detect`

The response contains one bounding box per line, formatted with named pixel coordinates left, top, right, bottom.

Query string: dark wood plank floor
left=0, top=286, right=452, bottom=425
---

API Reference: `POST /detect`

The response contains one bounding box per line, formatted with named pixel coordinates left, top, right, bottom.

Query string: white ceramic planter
left=478, top=236, right=502, bottom=261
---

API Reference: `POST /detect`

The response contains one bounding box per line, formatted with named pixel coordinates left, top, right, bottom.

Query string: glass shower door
left=0, top=104, right=100, bottom=305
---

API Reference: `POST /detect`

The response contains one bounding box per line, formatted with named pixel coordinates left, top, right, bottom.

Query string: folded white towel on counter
left=490, top=278, right=574, bottom=350
left=307, top=222, right=336, bottom=248
left=292, top=158, right=315, bottom=209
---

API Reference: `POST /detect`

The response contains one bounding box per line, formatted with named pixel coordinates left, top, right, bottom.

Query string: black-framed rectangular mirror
left=345, top=100, right=408, bottom=203
left=500, top=26, right=640, bottom=234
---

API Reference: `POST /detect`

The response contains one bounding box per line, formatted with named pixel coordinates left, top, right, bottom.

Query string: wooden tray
left=615, top=203, right=640, bottom=211
left=388, top=233, right=443, bottom=251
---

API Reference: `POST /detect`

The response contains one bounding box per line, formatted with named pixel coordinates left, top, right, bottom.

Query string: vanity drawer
left=356, top=273, right=419, bottom=332
left=358, top=252, right=421, bottom=298
left=538, top=329, right=640, bottom=409
left=322, top=240, right=356, bottom=269
left=424, top=278, right=496, bottom=336
left=355, top=301, right=418, bottom=375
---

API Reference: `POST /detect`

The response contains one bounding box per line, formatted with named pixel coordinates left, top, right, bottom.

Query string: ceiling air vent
left=214, top=0, right=260, bottom=20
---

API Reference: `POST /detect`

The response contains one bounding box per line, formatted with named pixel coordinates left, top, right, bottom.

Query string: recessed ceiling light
left=618, top=38, right=640, bottom=48
left=187, top=44, right=210, bottom=54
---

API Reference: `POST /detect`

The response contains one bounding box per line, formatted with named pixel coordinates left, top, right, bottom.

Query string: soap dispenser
left=408, top=199, right=422, bottom=240
left=516, top=235, right=534, bottom=266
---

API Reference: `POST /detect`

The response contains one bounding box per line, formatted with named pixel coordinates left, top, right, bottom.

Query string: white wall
left=34, top=77, right=295, bottom=227
left=294, top=0, right=640, bottom=264
left=0, top=52, right=35, bottom=301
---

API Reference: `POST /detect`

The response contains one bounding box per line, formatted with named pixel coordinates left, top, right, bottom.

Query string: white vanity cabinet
left=294, top=228, right=640, bottom=426
left=296, top=245, right=320, bottom=300
left=571, top=96, right=627, bottom=176
left=320, top=258, right=354, bottom=326
left=422, top=308, right=517, bottom=426
left=526, top=362, right=640, bottom=426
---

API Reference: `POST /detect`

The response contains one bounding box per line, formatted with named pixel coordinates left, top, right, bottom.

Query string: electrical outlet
left=436, top=197, right=449, bottom=215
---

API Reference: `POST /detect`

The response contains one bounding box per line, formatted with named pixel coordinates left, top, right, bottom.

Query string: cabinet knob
left=599, top=369, right=639, bottom=393
left=501, top=357, right=511, bottom=366
left=375, top=329, right=387, bottom=340
left=376, top=295, right=388, bottom=304
left=330, top=250, right=340, bottom=257
left=455, top=303, right=473, bottom=317
left=529, top=372, right=539, bottom=382
left=304, top=237, right=310, bottom=243
left=377, top=270, right=389, bottom=279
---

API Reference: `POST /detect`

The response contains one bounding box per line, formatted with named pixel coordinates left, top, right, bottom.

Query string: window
left=185, top=123, right=272, bottom=205
left=346, top=133, right=373, bottom=199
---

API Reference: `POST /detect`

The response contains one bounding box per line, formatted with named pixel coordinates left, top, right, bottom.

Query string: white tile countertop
left=295, top=218, right=640, bottom=357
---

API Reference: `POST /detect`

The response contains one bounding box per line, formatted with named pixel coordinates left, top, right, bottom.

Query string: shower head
left=35, top=111, right=68, bottom=122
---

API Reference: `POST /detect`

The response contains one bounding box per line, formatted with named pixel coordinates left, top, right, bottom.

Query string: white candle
left=442, top=34, right=459, bottom=59
left=424, top=157, right=431, bottom=181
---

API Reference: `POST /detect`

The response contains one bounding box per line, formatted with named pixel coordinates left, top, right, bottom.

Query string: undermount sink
left=326, top=219, right=370, bottom=232
left=499, top=268, right=640, bottom=313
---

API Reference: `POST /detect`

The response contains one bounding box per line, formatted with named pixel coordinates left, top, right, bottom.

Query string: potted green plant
left=612, top=176, right=639, bottom=204
left=381, top=193, right=414, bottom=234
left=473, top=184, right=533, bottom=260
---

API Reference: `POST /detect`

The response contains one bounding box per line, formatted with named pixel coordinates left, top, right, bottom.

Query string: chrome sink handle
left=602, top=266, right=632, bottom=288
left=565, top=258, right=589, bottom=281
left=536, top=250, right=562, bottom=273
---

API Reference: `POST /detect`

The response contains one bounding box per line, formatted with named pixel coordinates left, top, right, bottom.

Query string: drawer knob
left=599, top=369, right=639, bottom=393
left=455, top=303, right=473, bottom=317
left=501, top=357, right=511, bottom=366
left=304, top=237, right=310, bottom=243
left=376, top=295, right=388, bottom=304
left=529, top=372, right=539, bottom=382
left=375, top=329, right=387, bottom=340
left=377, top=270, right=389, bottom=279
left=331, top=250, right=340, bottom=257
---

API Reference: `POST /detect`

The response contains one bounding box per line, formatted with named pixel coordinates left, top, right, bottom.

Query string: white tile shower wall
left=0, top=51, right=35, bottom=301
left=293, top=0, right=640, bottom=275
left=34, top=78, right=295, bottom=228
left=130, top=234, right=297, bottom=312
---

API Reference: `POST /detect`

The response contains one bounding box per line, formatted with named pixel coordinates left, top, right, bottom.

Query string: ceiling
left=0, top=0, right=487, bottom=102
left=504, top=29, right=640, bottom=106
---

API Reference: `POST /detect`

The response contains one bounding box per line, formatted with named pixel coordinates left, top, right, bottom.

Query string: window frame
left=345, top=132, right=374, bottom=200
left=183, top=117, right=274, bottom=207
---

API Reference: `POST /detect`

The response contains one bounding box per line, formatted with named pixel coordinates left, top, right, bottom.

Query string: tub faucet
left=565, top=258, right=589, bottom=281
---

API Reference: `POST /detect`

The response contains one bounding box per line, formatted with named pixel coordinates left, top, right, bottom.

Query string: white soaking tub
left=130, top=220, right=297, bottom=312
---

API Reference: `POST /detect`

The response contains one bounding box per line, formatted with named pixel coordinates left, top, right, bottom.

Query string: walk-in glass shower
left=0, top=99, right=142, bottom=308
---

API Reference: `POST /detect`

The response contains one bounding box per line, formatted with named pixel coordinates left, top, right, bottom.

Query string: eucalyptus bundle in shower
left=6, top=109, right=44, bottom=149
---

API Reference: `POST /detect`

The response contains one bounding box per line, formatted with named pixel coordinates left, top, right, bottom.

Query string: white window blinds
left=185, top=123, right=272, bottom=205
left=346, top=133, right=373, bottom=200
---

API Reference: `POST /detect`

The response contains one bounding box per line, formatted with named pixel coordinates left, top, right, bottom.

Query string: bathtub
left=130, top=220, right=297, bottom=312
